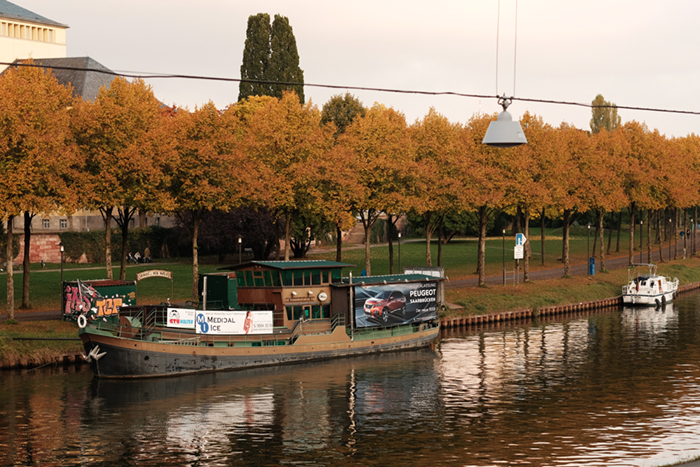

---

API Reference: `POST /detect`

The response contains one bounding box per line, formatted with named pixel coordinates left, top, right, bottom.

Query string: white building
left=0, top=0, right=67, bottom=72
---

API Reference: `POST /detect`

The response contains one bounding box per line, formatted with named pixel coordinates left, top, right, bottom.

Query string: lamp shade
left=482, top=109, right=528, bottom=148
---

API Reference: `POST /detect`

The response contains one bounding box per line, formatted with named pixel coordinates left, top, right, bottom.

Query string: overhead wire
left=2, top=60, right=700, bottom=116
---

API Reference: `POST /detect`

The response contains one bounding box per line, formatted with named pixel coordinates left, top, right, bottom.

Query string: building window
left=43, top=219, right=50, bottom=229
left=60, top=219, right=68, bottom=229
left=129, top=219, right=135, bottom=228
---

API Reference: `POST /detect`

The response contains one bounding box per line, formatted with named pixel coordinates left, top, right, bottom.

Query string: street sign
left=514, top=245, right=524, bottom=259
left=516, top=233, right=527, bottom=246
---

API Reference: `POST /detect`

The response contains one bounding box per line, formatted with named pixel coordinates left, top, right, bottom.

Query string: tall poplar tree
left=238, top=13, right=304, bottom=103
left=590, top=94, right=621, bottom=134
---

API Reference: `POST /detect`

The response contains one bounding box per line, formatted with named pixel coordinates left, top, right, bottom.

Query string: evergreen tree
left=239, top=13, right=272, bottom=101
left=269, top=15, right=304, bottom=103
left=590, top=94, right=621, bottom=134
left=238, top=13, right=304, bottom=103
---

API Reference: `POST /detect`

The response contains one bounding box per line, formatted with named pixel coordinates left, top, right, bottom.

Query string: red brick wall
left=13, top=233, right=63, bottom=264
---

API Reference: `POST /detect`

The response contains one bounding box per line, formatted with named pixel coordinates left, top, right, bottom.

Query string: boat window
left=272, top=271, right=281, bottom=286
left=283, top=271, right=293, bottom=286
left=294, top=270, right=303, bottom=286
left=263, top=271, right=272, bottom=286
left=254, top=271, right=265, bottom=287
left=245, top=271, right=253, bottom=287
left=322, top=270, right=329, bottom=284
left=331, top=269, right=341, bottom=283
left=312, top=305, right=321, bottom=319
left=286, top=306, right=292, bottom=321
left=322, top=304, right=330, bottom=319
left=304, top=270, right=311, bottom=285
left=311, top=270, right=321, bottom=285
left=237, top=274, right=246, bottom=287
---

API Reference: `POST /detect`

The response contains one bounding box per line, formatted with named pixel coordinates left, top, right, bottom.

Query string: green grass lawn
left=1, top=225, right=687, bottom=313
left=313, top=226, right=640, bottom=278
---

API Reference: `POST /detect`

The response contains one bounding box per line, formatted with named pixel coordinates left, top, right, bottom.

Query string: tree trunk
left=192, top=211, right=200, bottom=301
left=335, top=225, right=342, bottom=263
left=513, top=207, right=521, bottom=235
left=562, top=209, right=571, bottom=277
left=616, top=211, right=622, bottom=252
left=120, top=218, right=129, bottom=281
left=477, top=206, right=488, bottom=286
left=690, top=206, right=700, bottom=256
left=103, top=207, right=113, bottom=280
left=607, top=212, right=615, bottom=254
left=388, top=214, right=394, bottom=274
left=523, top=207, right=530, bottom=283
left=673, top=208, right=678, bottom=260
left=592, top=212, right=599, bottom=257
left=541, top=208, right=546, bottom=266
left=363, top=218, right=372, bottom=276
left=658, top=210, right=665, bottom=262
left=6, top=215, right=14, bottom=320
left=284, top=211, right=291, bottom=261
left=628, top=203, right=636, bottom=266
left=646, top=212, right=652, bottom=263
left=21, top=212, right=33, bottom=309
left=598, top=209, right=606, bottom=272
left=424, top=212, right=433, bottom=267
left=437, top=224, right=444, bottom=267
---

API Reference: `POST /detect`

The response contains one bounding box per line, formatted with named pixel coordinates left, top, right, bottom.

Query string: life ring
left=77, top=314, right=87, bottom=329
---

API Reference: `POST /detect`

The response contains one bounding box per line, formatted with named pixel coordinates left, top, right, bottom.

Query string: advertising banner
left=354, top=281, right=438, bottom=328
left=167, top=308, right=197, bottom=329
left=195, top=310, right=274, bottom=335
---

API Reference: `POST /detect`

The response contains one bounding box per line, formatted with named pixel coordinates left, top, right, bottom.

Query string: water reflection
left=2, top=293, right=700, bottom=466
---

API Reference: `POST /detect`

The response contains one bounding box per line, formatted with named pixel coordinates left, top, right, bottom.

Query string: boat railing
left=330, top=313, right=345, bottom=332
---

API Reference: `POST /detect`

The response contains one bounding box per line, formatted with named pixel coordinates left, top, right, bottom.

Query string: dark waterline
left=3, top=293, right=700, bottom=466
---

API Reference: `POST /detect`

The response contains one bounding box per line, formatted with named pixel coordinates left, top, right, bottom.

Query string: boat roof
left=219, top=260, right=355, bottom=271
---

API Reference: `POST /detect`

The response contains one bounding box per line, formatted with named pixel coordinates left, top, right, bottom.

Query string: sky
left=17, top=0, right=700, bottom=138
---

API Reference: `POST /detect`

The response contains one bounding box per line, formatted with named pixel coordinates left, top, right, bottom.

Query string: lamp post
left=640, top=220, right=643, bottom=263
left=60, top=245, right=64, bottom=286
left=669, top=218, right=672, bottom=259
left=692, top=218, right=695, bottom=257
left=502, top=229, right=506, bottom=285
left=238, top=237, right=242, bottom=264
left=397, top=232, right=402, bottom=273
left=587, top=224, right=590, bottom=276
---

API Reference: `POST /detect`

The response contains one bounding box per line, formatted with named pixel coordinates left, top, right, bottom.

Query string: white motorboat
left=622, top=263, right=678, bottom=306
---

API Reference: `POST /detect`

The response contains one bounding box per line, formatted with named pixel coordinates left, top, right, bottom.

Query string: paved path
left=447, top=242, right=688, bottom=288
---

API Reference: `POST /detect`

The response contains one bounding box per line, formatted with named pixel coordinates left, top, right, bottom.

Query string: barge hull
left=81, top=327, right=439, bottom=378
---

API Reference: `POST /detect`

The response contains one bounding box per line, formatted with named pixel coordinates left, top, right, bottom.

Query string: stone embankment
left=439, top=281, right=700, bottom=330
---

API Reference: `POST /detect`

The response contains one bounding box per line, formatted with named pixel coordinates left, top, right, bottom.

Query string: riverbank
left=3, top=257, right=700, bottom=370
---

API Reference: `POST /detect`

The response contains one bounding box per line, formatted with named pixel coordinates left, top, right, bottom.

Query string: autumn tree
left=508, top=112, right=555, bottom=281
left=338, top=104, right=418, bottom=275
left=461, top=114, right=508, bottom=286
left=321, top=93, right=366, bottom=139
left=160, top=103, right=262, bottom=299
left=590, top=94, right=621, bottom=134
left=72, top=77, right=165, bottom=280
left=582, top=129, right=629, bottom=271
left=410, top=108, right=465, bottom=267
left=550, top=123, right=588, bottom=277
left=0, top=60, right=79, bottom=315
left=239, top=13, right=304, bottom=103
left=319, top=93, right=366, bottom=261
left=235, top=93, right=332, bottom=261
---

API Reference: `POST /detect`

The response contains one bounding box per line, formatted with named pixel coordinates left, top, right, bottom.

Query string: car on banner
left=363, top=289, right=406, bottom=323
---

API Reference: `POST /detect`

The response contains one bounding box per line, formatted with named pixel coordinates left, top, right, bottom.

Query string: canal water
left=3, top=292, right=700, bottom=466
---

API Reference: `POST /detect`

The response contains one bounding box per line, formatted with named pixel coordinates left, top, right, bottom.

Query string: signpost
left=514, top=234, right=526, bottom=285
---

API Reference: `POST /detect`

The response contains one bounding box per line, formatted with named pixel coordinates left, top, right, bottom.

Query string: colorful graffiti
left=63, top=282, right=100, bottom=317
